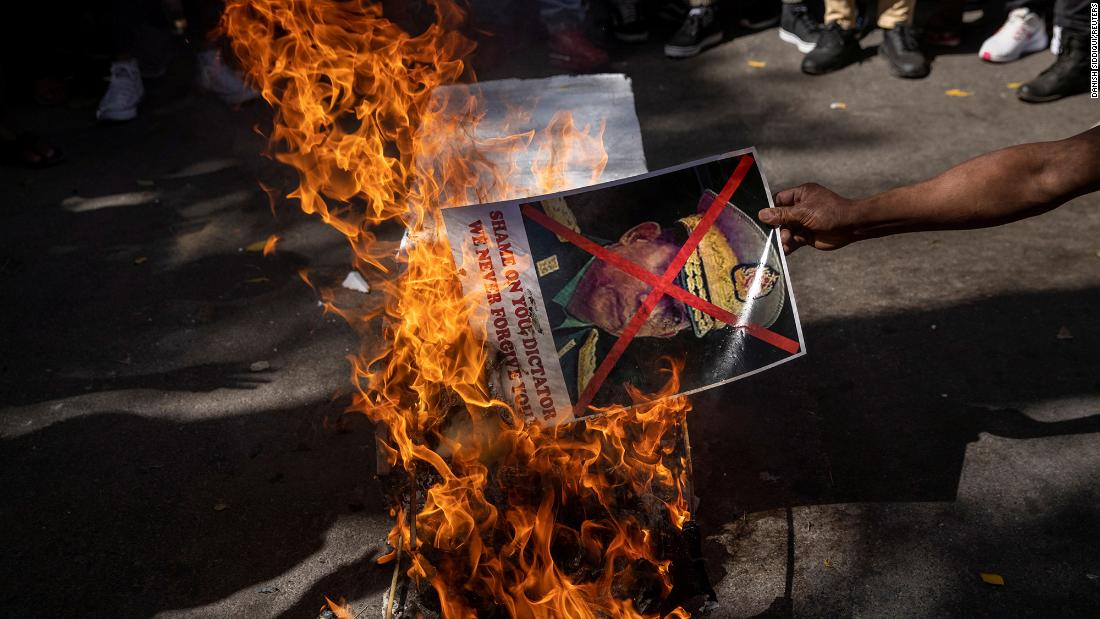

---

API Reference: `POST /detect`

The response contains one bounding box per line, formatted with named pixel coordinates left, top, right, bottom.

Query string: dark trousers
left=111, top=0, right=224, bottom=56
left=1008, top=0, right=1091, bottom=35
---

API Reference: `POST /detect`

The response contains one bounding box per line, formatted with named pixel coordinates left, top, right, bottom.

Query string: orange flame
left=323, top=597, right=354, bottom=619
left=223, top=1, right=694, bottom=616
left=262, top=234, right=280, bottom=256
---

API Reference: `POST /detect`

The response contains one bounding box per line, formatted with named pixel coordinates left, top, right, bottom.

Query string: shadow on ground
left=689, top=286, right=1100, bottom=616
left=0, top=287, right=1096, bottom=617
left=0, top=401, right=391, bottom=618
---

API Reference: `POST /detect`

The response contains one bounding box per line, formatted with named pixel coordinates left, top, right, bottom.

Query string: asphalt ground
left=1, top=6, right=1098, bottom=618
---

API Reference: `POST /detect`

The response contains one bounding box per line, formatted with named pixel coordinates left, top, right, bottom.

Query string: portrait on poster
left=442, top=149, right=804, bottom=426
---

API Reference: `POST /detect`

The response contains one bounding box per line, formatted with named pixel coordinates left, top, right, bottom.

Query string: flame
left=223, top=1, right=694, bottom=616
left=323, top=597, right=354, bottom=619
left=262, top=234, right=280, bottom=256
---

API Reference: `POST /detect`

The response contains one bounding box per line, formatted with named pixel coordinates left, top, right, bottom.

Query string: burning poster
left=442, top=148, right=805, bottom=426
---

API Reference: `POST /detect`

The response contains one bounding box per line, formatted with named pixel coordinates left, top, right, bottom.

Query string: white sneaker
left=97, top=59, right=144, bottom=122
left=196, top=50, right=259, bottom=105
left=978, top=8, right=1049, bottom=63
left=1050, top=25, right=1062, bottom=54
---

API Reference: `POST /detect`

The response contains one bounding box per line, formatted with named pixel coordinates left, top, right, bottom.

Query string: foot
left=610, top=1, right=649, bottom=43
left=978, top=8, right=1048, bottom=62
left=879, top=24, right=929, bottom=78
left=196, top=50, right=259, bottom=105
left=664, top=7, right=723, bottom=59
left=1018, top=31, right=1089, bottom=102
left=779, top=3, right=823, bottom=53
left=801, top=22, right=860, bottom=74
left=547, top=26, right=610, bottom=72
left=96, top=59, right=144, bottom=122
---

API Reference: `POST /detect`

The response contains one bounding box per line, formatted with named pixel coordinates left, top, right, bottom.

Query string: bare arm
left=761, top=126, right=1100, bottom=253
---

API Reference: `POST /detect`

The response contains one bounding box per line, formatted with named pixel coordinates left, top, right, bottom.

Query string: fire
left=223, top=1, right=695, bottom=616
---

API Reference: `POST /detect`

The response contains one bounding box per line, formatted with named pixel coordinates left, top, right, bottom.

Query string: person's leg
left=978, top=0, right=1050, bottom=62
left=1004, top=0, right=1056, bottom=47
left=779, top=0, right=824, bottom=53
left=875, top=0, right=913, bottom=29
left=823, top=0, right=857, bottom=28
left=1052, top=0, right=1090, bottom=35
left=1018, top=0, right=1090, bottom=101
left=877, top=0, right=929, bottom=78
left=539, top=0, right=586, bottom=25
left=738, top=0, right=783, bottom=30
left=609, top=0, right=649, bottom=43
left=0, top=61, right=62, bottom=168
left=1007, top=0, right=1054, bottom=12
left=188, top=0, right=259, bottom=104
left=98, top=0, right=147, bottom=121
left=925, top=0, right=965, bottom=47
left=540, top=0, right=610, bottom=71
left=664, top=0, right=723, bottom=58
left=802, top=0, right=860, bottom=74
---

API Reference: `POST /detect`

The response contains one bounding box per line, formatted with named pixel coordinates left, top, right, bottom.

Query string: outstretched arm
left=761, top=126, right=1100, bottom=253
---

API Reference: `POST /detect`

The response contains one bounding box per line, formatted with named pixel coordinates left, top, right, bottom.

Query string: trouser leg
left=1052, top=0, right=1090, bottom=34
left=823, top=0, right=857, bottom=28
left=539, top=0, right=585, bottom=24
left=1006, top=0, right=1055, bottom=13
left=877, top=0, right=915, bottom=28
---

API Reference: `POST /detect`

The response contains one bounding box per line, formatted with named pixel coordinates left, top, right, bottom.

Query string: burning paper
left=223, top=0, right=778, bottom=614
left=428, top=74, right=647, bottom=205
left=442, top=148, right=805, bottom=426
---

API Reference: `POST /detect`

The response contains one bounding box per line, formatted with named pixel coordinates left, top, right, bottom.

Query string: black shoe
left=664, top=7, right=723, bottom=58
left=610, top=1, right=649, bottom=43
left=879, top=24, right=929, bottom=78
left=737, top=2, right=781, bottom=30
left=779, top=3, right=822, bottom=53
left=801, top=22, right=860, bottom=74
left=1018, top=31, right=1089, bottom=103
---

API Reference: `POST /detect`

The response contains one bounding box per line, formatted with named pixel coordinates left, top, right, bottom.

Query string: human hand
left=759, top=183, right=862, bottom=254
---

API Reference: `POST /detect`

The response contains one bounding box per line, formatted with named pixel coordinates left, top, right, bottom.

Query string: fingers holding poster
left=442, top=148, right=805, bottom=426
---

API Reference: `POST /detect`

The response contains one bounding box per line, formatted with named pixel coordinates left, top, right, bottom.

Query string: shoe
left=738, top=3, right=781, bottom=30
left=1018, top=31, right=1089, bottom=102
left=547, top=27, right=610, bottom=72
left=978, top=8, right=1048, bottom=62
left=97, top=59, right=144, bottom=122
left=196, top=49, right=259, bottom=105
left=801, top=22, right=860, bottom=74
left=779, top=3, right=823, bottom=53
left=610, top=0, right=649, bottom=43
left=879, top=24, right=929, bottom=78
left=1050, top=25, right=1062, bottom=54
left=664, top=7, right=723, bottom=58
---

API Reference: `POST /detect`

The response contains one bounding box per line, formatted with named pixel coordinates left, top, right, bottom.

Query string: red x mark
left=521, top=154, right=800, bottom=416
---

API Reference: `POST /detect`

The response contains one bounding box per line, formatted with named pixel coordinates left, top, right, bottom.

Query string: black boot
left=1018, top=31, right=1089, bottom=103
left=879, top=24, right=929, bottom=78
left=664, top=7, right=723, bottom=58
left=801, top=22, right=861, bottom=75
left=610, top=0, right=649, bottom=43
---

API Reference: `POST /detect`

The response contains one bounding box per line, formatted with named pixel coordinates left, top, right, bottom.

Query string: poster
left=441, top=148, right=805, bottom=426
